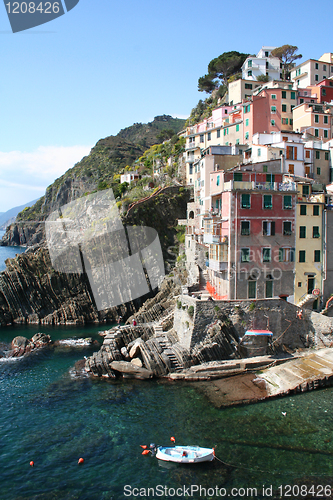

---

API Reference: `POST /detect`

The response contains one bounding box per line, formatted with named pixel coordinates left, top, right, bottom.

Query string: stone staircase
left=297, top=293, right=318, bottom=310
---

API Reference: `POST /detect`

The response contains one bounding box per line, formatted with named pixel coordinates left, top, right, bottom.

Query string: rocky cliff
left=0, top=187, right=190, bottom=326
left=1, top=115, right=185, bottom=248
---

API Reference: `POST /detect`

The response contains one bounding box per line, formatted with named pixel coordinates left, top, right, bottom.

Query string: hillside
left=12, top=115, right=186, bottom=226
left=0, top=199, right=40, bottom=230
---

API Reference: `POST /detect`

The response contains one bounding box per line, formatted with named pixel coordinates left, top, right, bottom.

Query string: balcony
left=208, top=260, right=228, bottom=272
left=185, top=142, right=199, bottom=151
left=203, top=234, right=228, bottom=244
left=223, top=180, right=297, bottom=192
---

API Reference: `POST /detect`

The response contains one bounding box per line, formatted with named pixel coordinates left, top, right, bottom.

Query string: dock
left=191, top=348, right=333, bottom=407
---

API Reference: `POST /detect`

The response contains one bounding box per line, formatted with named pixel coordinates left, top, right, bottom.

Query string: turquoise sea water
left=1, top=235, right=333, bottom=499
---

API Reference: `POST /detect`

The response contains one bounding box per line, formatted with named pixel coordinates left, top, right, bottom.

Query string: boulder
left=131, top=358, right=143, bottom=368
left=110, top=360, right=153, bottom=379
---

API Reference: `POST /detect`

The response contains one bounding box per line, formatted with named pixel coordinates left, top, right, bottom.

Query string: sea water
left=1, top=235, right=333, bottom=499
left=0, top=230, right=26, bottom=272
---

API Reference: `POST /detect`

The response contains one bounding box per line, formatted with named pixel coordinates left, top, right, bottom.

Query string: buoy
left=30, top=461, right=34, bottom=467
left=142, top=450, right=151, bottom=455
left=140, top=445, right=147, bottom=449
left=78, top=458, right=84, bottom=464
left=170, top=436, right=175, bottom=442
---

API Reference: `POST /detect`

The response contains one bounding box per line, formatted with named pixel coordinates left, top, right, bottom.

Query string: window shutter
left=294, top=147, right=297, bottom=160
left=271, top=221, right=275, bottom=235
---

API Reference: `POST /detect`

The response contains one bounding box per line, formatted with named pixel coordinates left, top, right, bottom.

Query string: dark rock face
left=9, top=333, right=51, bottom=357
left=0, top=188, right=190, bottom=326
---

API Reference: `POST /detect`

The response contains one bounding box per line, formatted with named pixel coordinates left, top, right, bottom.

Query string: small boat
left=155, top=445, right=215, bottom=464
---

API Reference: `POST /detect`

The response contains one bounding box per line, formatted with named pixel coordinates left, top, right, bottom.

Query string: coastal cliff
left=0, top=187, right=190, bottom=326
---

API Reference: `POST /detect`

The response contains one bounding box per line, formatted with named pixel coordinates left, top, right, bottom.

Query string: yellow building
left=295, top=182, right=325, bottom=309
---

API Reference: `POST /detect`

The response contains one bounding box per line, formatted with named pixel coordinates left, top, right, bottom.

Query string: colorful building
left=242, top=46, right=281, bottom=81
left=293, top=102, right=333, bottom=142
left=291, top=54, right=333, bottom=87
left=204, top=170, right=297, bottom=300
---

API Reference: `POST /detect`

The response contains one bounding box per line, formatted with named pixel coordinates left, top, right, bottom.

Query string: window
left=324, top=130, right=328, bottom=138
left=262, top=248, right=271, bottom=262
left=315, top=115, right=319, bottom=123
left=271, top=106, right=276, bottom=113
left=288, top=164, right=294, bottom=174
left=323, top=88, right=327, bottom=96
left=234, top=172, right=243, bottom=181
left=263, top=221, right=275, bottom=236
left=241, top=221, right=250, bottom=236
left=315, top=150, right=320, bottom=159
left=189, top=164, right=193, bottom=175
left=315, top=129, right=319, bottom=137
left=245, top=83, right=252, bottom=89
left=265, top=51, right=269, bottom=57
left=217, top=129, right=220, bottom=138
left=313, top=205, right=320, bottom=216
left=299, top=226, right=306, bottom=238
left=306, top=150, right=310, bottom=159
left=263, top=195, right=272, bottom=209
left=245, top=118, right=249, bottom=127
left=248, top=280, right=256, bottom=299
left=236, top=124, right=239, bottom=132
left=272, top=94, right=277, bottom=100
left=291, top=92, right=296, bottom=99
left=265, top=280, right=273, bottom=299
left=323, top=64, right=327, bottom=71
left=283, top=221, right=292, bottom=235
left=286, top=146, right=297, bottom=160
left=241, top=248, right=250, bottom=262
left=208, top=132, right=211, bottom=141
left=300, top=205, right=307, bottom=215
left=313, top=226, right=320, bottom=238
left=305, top=166, right=310, bottom=175
left=317, top=167, right=321, bottom=175
left=323, top=116, right=328, bottom=125
left=284, top=195, right=292, bottom=209
left=236, top=139, right=240, bottom=145
left=300, top=98, right=304, bottom=103
left=248, top=60, right=252, bottom=68
left=258, top=148, right=261, bottom=157
left=282, top=91, right=286, bottom=99
left=263, top=165, right=268, bottom=173
left=315, top=74, right=319, bottom=81
left=282, top=104, right=287, bottom=112
left=216, top=175, right=220, bottom=186
left=279, top=248, right=294, bottom=262
left=241, top=193, right=251, bottom=209
left=271, top=119, right=275, bottom=126
left=200, top=134, right=204, bottom=143
left=282, top=118, right=289, bottom=125
left=325, top=152, right=329, bottom=160
left=299, top=250, right=306, bottom=262
left=302, top=185, right=310, bottom=196
left=315, top=63, right=319, bottom=69
left=291, top=105, right=295, bottom=111
left=248, top=70, right=252, bottom=77
left=245, top=132, right=249, bottom=140
left=314, top=250, right=321, bottom=262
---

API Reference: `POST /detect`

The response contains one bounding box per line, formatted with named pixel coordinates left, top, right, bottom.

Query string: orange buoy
left=30, top=461, right=34, bottom=467
left=78, top=458, right=84, bottom=464
left=170, top=436, right=175, bottom=442
left=140, top=445, right=147, bottom=449
left=142, top=450, right=151, bottom=455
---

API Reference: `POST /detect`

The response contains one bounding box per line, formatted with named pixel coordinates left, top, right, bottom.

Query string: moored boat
left=155, top=445, right=215, bottom=464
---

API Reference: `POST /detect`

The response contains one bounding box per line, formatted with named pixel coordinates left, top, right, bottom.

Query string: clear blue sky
left=0, top=0, right=332, bottom=212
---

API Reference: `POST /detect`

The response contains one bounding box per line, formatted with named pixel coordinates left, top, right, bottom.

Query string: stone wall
left=174, top=296, right=333, bottom=351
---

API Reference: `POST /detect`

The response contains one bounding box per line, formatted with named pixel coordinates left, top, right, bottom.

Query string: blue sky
left=0, top=0, right=332, bottom=212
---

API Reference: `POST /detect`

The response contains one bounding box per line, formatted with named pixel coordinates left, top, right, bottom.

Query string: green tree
left=198, top=51, right=249, bottom=93
left=257, top=74, right=270, bottom=82
left=270, top=45, right=302, bottom=80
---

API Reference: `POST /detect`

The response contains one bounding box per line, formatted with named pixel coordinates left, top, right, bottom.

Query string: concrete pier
left=192, top=348, right=333, bottom=407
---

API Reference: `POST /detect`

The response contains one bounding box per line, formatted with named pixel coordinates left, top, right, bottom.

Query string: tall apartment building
left=242, top=46, right=281, bottom=81
left=293, top=102, right=333, bottom=142
left=291, top=54, right=333, bottom=87
left=203, top=169, right=297, bottom=300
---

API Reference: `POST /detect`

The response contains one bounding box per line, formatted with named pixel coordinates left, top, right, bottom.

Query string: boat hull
left=156, top=446, right=214, bottom=464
